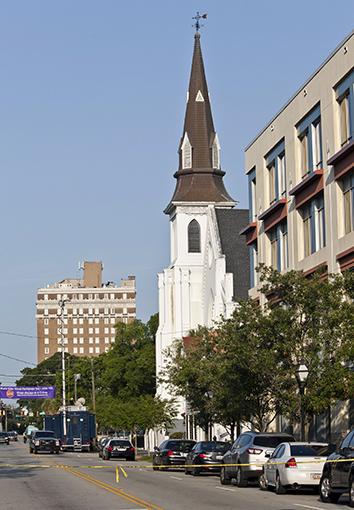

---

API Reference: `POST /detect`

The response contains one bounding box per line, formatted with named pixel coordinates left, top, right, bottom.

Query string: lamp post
left=58, top=298, right=70, bottom=440
left=74, top=374, right=81, bottom=403
left=295, top=362, right=309, bottom=441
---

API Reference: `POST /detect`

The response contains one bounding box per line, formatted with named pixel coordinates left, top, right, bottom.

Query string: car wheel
left=319, top=473, right=340, bottom=503
left=275, top=473, right=286, bottom=495
left=235, top=466, right=248, bottom=488
left=29, top=447, right=33, bottom=454
left=185, top=466, right=191, bottom=475
left=259, top=473, right=268, bottom=491
left=192, top=467, right=200, bottom=476
left=348, top=477, right=354, bottom=508
left=220, top=466, right=231, bottom=485
left=34, top=448, right=38, bottom=455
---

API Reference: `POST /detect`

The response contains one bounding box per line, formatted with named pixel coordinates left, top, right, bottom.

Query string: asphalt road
left=0, top=440, right=350, bottom=509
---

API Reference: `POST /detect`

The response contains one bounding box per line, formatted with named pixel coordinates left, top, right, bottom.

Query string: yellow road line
left=64, top=466, right=164, bottom=510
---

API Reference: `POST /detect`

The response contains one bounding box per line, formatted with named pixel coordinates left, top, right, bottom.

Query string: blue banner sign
left=0, top=386, right=56, bottom=399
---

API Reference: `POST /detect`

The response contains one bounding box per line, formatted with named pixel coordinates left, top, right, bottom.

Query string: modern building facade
left=36, top=261, right=136, bottom=362
left=242, top=30, right=354, bottom=438
left=243, top=30, right=354, bottom=302
left=155, top=30, right=249, bottom=442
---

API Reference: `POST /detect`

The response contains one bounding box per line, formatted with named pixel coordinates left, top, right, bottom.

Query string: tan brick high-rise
left=36, top=262, right=136, bottom=362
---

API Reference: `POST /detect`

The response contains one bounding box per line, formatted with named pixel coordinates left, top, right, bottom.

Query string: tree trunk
left=236, top=421, right=241, bottom=437
left=230, top=422, right=235, bottom=442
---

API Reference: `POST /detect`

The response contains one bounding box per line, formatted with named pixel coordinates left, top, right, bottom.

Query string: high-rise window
left=268, top=223, right=288, bottom=271
left=300, top=195, right=325, bottom=258
left=339, top=93, right=350, bottom=146
left=296, top=104, right=322, bottom=177
left=249, top=244, right=258, bottom=288
left=265, top=140, right=286, bottom=206
left=336, top=70, right=354, bottom=147
left=343, top=173, right=354, bottom=235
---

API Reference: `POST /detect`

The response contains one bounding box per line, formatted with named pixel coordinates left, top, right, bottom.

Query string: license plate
left=311, top=473, right=321, bottom=480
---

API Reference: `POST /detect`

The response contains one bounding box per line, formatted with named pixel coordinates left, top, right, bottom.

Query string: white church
left=155, top=30, right=249, bottom=442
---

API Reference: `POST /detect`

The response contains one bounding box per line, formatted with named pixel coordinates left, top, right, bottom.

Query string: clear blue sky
left=0, top=0, right=353, bottom=380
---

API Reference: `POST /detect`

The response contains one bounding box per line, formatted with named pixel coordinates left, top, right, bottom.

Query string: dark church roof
left=215, top=209, right=250, bottom=301
left=165, top=33, right=234, bottom=214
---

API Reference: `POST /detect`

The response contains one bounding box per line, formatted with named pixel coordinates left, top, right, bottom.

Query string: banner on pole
left=0, top=386, right=56, bottom=399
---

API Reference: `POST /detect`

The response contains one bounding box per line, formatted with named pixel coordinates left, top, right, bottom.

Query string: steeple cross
left=192, top=12, right=207, bottom=32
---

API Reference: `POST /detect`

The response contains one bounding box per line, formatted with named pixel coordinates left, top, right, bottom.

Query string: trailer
left=45, top=410, right=96, bottom=452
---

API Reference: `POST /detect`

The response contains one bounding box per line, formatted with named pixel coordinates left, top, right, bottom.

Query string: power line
left=0, top=353, right=36, bottom=367
left=0, top=330, right=36, bottom=341
left=0, top=373, right=55, bottom=378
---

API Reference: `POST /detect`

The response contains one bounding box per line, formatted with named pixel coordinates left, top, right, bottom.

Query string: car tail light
left=247, top=448, right=262, bottom=455
left=285, top=457, right=297, bottom=468
left=198, top=453, right=207, bottom=459
left=107, top=446, right=113, bottom=452
left=129, top=447, right=135, bottom=452
left=167, top=450, right=174, bottom=457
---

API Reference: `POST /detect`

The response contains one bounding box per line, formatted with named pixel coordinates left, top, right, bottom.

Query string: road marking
left=65, top=467, right=164, bottom=510
left=169, top=476, right=183, bottom=480
left=294, top=505, right=328, bottom=510
left=215, top=486, right=235, bottom=492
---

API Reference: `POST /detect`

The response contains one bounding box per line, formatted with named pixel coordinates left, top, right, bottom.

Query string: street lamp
left=296, top=362, right=309, bottom=441
left=58, top=298, right=70, bottom=441
left=74, top=374, right=81, bottom=403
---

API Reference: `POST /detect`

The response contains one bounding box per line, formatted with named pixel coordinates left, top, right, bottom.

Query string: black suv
left=320, top=429, right=354, bottom=506
left=29, top=430, right=60, bottom=454
left=220, top=432, right=295, bottom=486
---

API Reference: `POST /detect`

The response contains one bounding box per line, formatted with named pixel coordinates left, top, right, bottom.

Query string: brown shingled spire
left=165, top=32, right=234, bottom=214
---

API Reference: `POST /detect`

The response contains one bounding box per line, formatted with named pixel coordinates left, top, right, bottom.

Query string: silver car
left=220, top=432, right=295, bottom=486
left=260, top=442, right=331, bottom=494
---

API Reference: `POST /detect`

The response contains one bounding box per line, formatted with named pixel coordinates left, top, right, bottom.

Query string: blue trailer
left=45, top=410, right=96, bottom=452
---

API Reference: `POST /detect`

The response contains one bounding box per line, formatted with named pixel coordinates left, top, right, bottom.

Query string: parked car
left=101, top=438, right=135, bottom=461
left=153, top=439, right=196, bottom=470
left=7, top=431, right=18, bottom=442
left=0, top=432, right=10, bottom=445
left=319, top=428, right=354, bottom=506
left=29, top=430, right=60, bottom=454
left=185, top=441, right=231, bottom=476
left=97, top=436, right=110, bottom=458
left=220, top=432, right=295, bottom=486
left=260, top=442, right=331, bottom=494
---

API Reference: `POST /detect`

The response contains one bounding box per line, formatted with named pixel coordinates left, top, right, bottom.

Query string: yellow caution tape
left=1, top=457, right=354, bottom=471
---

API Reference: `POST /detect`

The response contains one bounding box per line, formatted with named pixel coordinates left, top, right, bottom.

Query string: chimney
left=83, top=261, right=102, bottom=288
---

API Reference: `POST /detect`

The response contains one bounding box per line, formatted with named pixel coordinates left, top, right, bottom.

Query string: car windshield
left=290, top=445, right=330, bottom=456
left=253, top=436, right=294, bottom=448
left=198, top=442, right=229, bottom=452
left=35, top=431, right=55, bottom=438
left=167, top=441, right=195, bottom=451
left=109, top=440, right=131, bottom=447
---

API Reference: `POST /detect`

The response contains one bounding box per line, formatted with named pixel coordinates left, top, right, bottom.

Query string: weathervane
left=192, top=11, right=207, bottom=32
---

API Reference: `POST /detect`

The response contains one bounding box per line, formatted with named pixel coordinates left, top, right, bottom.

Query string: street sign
left=0, top=386, right=56, bottom=399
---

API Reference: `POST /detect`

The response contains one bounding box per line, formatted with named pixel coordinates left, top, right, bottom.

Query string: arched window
left=188, top=219, right=201, bottom=253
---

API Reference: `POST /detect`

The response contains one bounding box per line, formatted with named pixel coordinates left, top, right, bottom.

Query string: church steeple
left=165, top=32, right=234, bottom=214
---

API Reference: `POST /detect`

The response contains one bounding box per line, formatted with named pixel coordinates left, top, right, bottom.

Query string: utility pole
left=90, top=358, right=96, bottom=412
left=59, top=298, right=69, bottom=440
